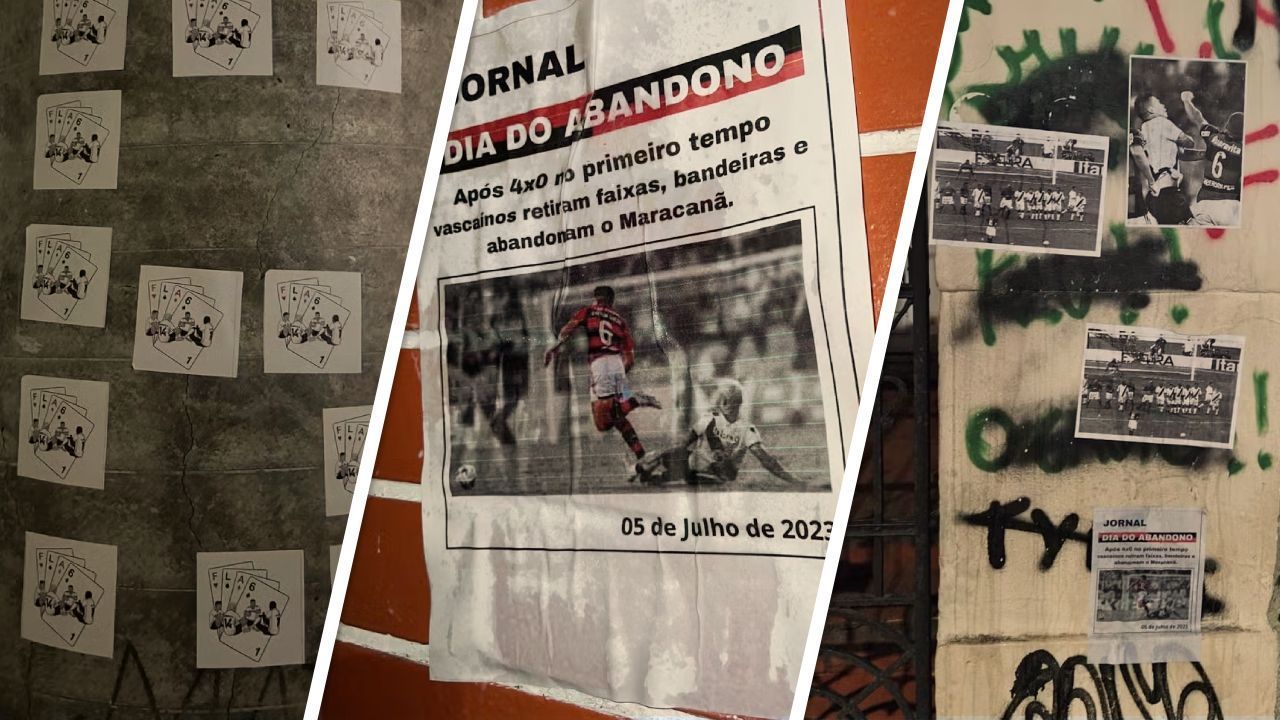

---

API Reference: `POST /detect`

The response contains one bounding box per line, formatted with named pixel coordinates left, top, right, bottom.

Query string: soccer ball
left=454, top=464, right=477, bottom=490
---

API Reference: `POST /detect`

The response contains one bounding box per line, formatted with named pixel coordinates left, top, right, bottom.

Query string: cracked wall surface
left=0, top=0, right=460, bottom=716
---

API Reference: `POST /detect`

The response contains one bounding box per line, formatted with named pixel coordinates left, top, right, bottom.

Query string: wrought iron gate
left=808, top=199, right=937, bottom=719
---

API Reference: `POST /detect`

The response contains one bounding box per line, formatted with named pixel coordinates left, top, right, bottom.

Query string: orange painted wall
left=321, top=1, right=947, bottom=717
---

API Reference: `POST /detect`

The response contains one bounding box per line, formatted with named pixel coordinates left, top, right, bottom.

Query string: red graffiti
left=1247, top=124, right=1279, bottom=143
left=1199, top=41, right=1213, bottom=58
left=1145, top=0, right=1178, bottom=52
left=1260, top=4, right=1276, bottom=26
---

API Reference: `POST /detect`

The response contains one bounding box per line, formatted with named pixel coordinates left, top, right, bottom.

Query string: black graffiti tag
left=961, top=498, right=1224, bottom=616
left=1002, top=649, right=1222, bottom=720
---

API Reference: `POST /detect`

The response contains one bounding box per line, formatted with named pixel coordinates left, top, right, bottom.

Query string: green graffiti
left=1161, top=228, right=1183, bottom=263
left=966, top=407, right=1017, bottom=472
left=1110, top=223, right=1128, bottom=250
left=1120, top=308, right=1139, bottom=325
left=1255, top=371, right=1269, bottom=435
left=1259, top=451, right=1273, bottom=470
left=1228, top=457, right=1246, bottom=475
left=1206, top=0, right=1243, bottom=60
left=1170, top=305, right=1189, bottom=324
left=976, top=249, right=1020, bottom=346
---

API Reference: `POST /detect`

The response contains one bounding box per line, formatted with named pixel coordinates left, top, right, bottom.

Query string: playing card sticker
left=196, top=550, right=304, bottom=668
left=18, top=376, right=110, bottom=490
left=263, top=270, right=361, bottom=374
left=22, top=532, right=117, bottom=658
left=172, top=0, right=273, bottom=76
left=133, top=265, right=244, bottom=378
left=33, top=90, right=122, bottom=190
left=21, top=224, right=112, bottom=328
left=322, top=405, right=372, bottom=516
left=316, top=0, right=401, bottom=94
left=41, top=0, right=129, bottom=74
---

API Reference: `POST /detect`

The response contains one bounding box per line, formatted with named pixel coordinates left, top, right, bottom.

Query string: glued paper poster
left=418, top=0, right=873, bottom=715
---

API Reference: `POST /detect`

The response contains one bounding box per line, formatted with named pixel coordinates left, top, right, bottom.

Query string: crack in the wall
left=178, top=376, right=202, bottom=551
left=253, top=90, right=343, bottom=279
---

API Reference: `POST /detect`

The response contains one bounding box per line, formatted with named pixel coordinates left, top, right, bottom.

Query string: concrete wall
left=937, top=1, right=1280, bottom=716
left=0, top=0, right=458, bottom=716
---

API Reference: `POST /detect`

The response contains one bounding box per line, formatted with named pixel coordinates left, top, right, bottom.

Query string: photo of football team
left=1075, top=324, right=1244, bottom=449
left=1095, top=569, right=1192, bottom=623
left=441, top=220, right=830, bottom=496
left=931, top=122, right=1107, bottom=256
left=1128, top=56, right=1246, bottom=228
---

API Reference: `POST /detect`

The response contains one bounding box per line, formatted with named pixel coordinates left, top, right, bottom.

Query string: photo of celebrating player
left=441, top=220, right=830, bottom=496
left=930, top=122, right=1108, bottom=256
left=1127, top=56, right=1246, bottom=228
left=1075, top=324, right=1245, bottom=449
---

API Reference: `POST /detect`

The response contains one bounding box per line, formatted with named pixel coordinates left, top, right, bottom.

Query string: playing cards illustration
left=33, top=90, right=122, bottom=190
left=22, top=532, right=117, bottom=658
left=316, top=0, right=401, bottom=93
left=18, top=376, right=110, bottom=489
left=196, top=550, right=304, bottom=668
left=133, top=266, right=244, bottom=378
left=322, top=405, right=372, bottom=516
left=172, top=0, right=273, bottom=76
left=41, top=0, right=129, bottom=74
left=263, top=270, right=362, bottom=373
left=22, top=224, right=112, bottom=328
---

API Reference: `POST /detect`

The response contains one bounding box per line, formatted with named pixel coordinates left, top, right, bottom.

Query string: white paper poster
left=1089, top=507, right=1207, bottom=664
left=195, top=550, right=305, bottom=668
left=263, top=269, right=362, bottom=374
left=172, top=0, right=273, bottom=77
left=315, top=0, right=402, bottom=93
left=322, top=405, right=372, bottom=516
left=22, top=224, right=112, bottom=328
left=33, top=90, right=122, bottom=190
left=21, top=532, right=118, bottom=658
left=18, top=375, right=110, bottom=490
left=40, top=0, right=129, bottom=75
left=132, top=265, right=244, bottom=378
left=418, top=1, right=873, bottom=714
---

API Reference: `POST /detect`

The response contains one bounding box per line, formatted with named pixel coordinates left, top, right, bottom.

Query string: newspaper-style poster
left=1089, top=507, right=1206, bottom=663
left=419, top=0, right=873, bottom=714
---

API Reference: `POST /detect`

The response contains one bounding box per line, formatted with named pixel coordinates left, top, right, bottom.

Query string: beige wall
left=938, top=1, right=1280, bottom=716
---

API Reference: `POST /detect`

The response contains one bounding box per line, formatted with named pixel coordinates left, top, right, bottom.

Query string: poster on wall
left=21, top=532, right=118, bottom=658
left=417, top=0, right=874, bottom=714
left=18, top=375, right=110, bottom=490
left=21, top=224, right=112, bottom=328
left=195, top=550, right=305, bottom=668
left=315, top=0, right=402, bottom=94
left=33, top=90, right=122, bottom=190
left=40, top=0, right=130, bottom=75
left=929, top=122, right=1109, bottom=257
left=1089, top=507, right=1206, bottom=663
left=1074, top=324, right=1245, bottom=449
left=172, top=0, right=274, bottom=77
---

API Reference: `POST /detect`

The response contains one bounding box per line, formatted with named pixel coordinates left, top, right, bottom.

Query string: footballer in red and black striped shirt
left=544, top=285, right=661, bottom=460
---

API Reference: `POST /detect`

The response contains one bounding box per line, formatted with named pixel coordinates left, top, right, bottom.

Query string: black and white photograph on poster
left=41, top=0, right=128, bottom=74
left=18, top=375, right=109, bottom=489
left=1075, top=324, right=1244, bottom=449
left=196, top=550, right=303, bottom=668
left=33, top=90, right=121, bottom=190
left=21, top=224, right=111, bottom=328
left=21, top=532, right=117, bottom=658
left=1095, top=569, right=1192, bottom=624
left=322, top=405, right=371, bottom=516
left=316, top=0, right=401, bottom=94
left=132, top=265, right=243, bottom=378
left=172, top=0, right=273, bottom=76
left=443, top=220, right=825, bottom=497
left=1090, top=507, right=1205, bottom=640
left=929, top=122, right=1107, bottom=256
left=1128, top=56, right=1246, bottom=228
left=263, top=270, right=361, bottom=374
